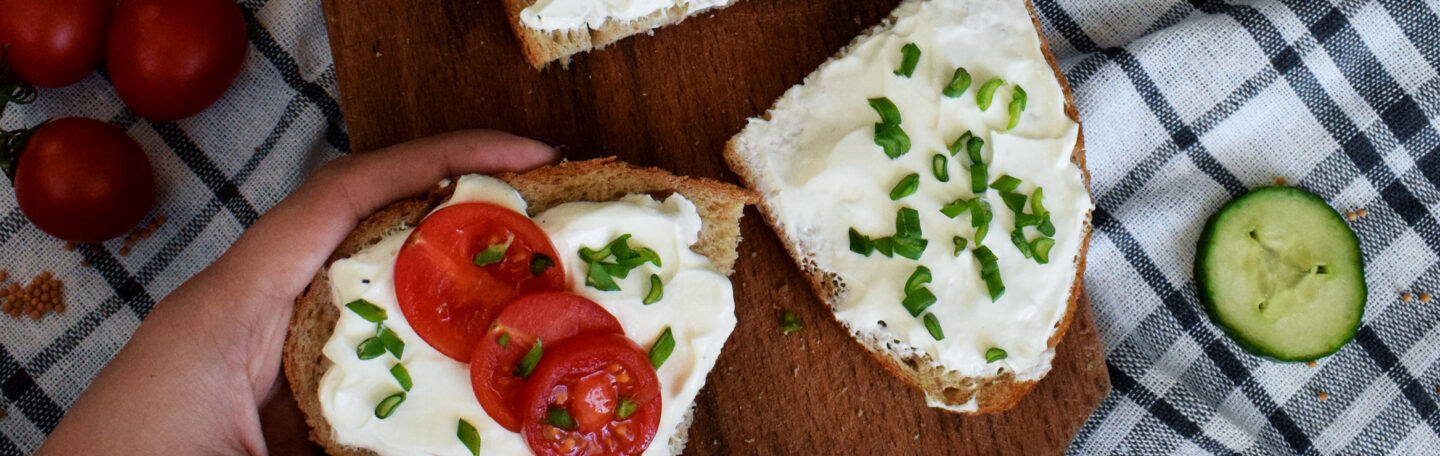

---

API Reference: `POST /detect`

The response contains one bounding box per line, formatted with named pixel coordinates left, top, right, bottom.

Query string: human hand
left=39, top=131, right=558, bottom=455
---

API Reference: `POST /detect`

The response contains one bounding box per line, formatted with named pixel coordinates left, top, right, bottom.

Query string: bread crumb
left=1346, top=211, right=1357, bottom=221
left=1318, top=391, right=1330, bottom=401
left=1404, top=292, right=1414, bottom=302
left=1423, top=293, right=1433, bottom=303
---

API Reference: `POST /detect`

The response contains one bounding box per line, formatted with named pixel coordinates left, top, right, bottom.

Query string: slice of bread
left=283, top=158, right=757, bottom=455
left=724, top=0, right=1092, bottom=414
left=502, top=0, right=738, bottom=69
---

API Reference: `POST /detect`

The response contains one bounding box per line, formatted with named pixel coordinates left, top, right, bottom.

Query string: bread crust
left=282, top=158, right=756, bottom=455
left=722, top=0, right=1093, bottom=415
left=502, top=0, right=737, bottom=69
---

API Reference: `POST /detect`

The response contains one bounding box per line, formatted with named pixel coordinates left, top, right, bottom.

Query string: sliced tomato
left=395, top=202, right=566, bottom=361
left=470, top=291, right=623, bottom=432
left=520, top=332, right=662, bottom=456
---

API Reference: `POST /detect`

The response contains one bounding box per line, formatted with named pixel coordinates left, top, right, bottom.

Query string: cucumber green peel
left=1195, top=186, right=1365, bottom=362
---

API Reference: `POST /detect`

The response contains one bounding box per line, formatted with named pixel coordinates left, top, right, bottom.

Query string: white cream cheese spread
left=733, top=0, right=1092, bottom=412
left=520, top=0, right=731, bottom=31
left=318, top=175, right=737, bottom=455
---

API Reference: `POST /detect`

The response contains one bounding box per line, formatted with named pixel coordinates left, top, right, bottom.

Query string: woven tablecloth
left=2, top=0, right=1439, bottom=454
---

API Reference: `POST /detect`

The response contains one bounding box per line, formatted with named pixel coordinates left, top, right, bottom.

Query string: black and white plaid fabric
left=1036, top=0, right=1440, bottom=454
left=0, top=0, right=346, bottom=453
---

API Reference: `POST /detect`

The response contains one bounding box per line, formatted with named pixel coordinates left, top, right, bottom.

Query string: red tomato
left=520, top=332, right=661, bottom=456
left=395, top=202, right=566, bottom=361
left=0, top=0, right=114, bottom=88
left=471, top=292, right=624, bottom=432
left=13, top=118, right=155, bottom=243
left=106, top=0, right=247, bottom=121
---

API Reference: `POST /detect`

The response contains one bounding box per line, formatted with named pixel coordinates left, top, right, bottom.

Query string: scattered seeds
left=1274, top=177, right=1286, bottom=186
left=1423, top=293, right=1433, bottom=303
left=1346, top=211, right=1358, bottom=221
left=1357, top=209, right=1368, bottom=218
left=1318, top=391, right=1330, bottom=401
left=1, top=272, right=67, bottom=320
left=63, top=242, right=75, bottom=252
left=1403, top=292, right=1414, bottom=302
left=1307, top=361, right=1316, bottom=368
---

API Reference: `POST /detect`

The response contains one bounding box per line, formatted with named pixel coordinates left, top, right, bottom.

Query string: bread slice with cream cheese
left=283, top=158, right=756, bottom=455
left=724, top=0, right=1093, bottom=414
left=502, top=0, right=740, bottom=69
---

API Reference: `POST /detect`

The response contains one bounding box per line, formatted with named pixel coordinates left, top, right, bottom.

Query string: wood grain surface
left=316, top=0, right=1110, bottom=453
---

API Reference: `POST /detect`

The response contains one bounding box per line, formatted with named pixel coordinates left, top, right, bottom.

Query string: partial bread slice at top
left=724, top=0, right=1092, bottom=414
left=502, top=0, right=739, bottom=69
left=283, top=158, right=757, bottom=455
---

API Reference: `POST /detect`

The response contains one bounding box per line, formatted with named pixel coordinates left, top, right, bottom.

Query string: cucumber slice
left=1195, top=186, right=1365, bottom=362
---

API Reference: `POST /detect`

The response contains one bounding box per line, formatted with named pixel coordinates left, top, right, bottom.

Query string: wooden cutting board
left=316, top=0, right=1110, bottom=453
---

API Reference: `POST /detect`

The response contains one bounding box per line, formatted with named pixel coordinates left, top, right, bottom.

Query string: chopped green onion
left=457, top=419, right=482, bottom=456
left=1011, top=229, right=1033, bottom=259
left=497, top=332, right=510, bottom=349
left=1015, top=213, right=1043, bottom=227
left=932, top=154, right=949, bottom=182
left=890, top=173, right=920, bottom=200
left=616, top=397, right=639, bottom=420
left=874, top=123, right=911, bottom=158
left=547, top=407, right=578, bottom=430
left=530, top=253, right=555, bottom=276
left=649, top=328, right=675, bottom=369
left=970, top=162, right=989, bottom=194
left=1038, top=216, right=1056, bottom=237
left=991, top=175, right=1022, bottom=193
left=628, top=247, right=662, bottom=268
left=894, top=43, right=921, bottom=77
left=975, top=224, right=990, bottom=244
left=948, top=131, right=973, bottom=156
left=892, top=236, right=928, bottom=260
left=390, top=363, right=413, bottom=391
left=953, top=236, right=968, bottom=256
left=345, top=300, right=387, bottom=323
left=923, top=313, right=945, bottom=341
left=966, top=136, right=985, bottom=163
left=971, top=199, right=993, bottom=232
left=874, top=237, right=895, bottom=257
left=781, top=310, right=803, bottom=335
left=607, top=234, right=637, bottom=259
left=1031, top=238, right=1055, bottom=264
left=849, top=228, right=875, bottom=256
left=896, top=207, right=923, bottom=239
left=601, top=262, right=633, bottom=280
left=357, top=337, right=386, bottom=360
left=943, top=67, right=972, bottom=98
left=977, top=78, right=1006, bottom=111
left=985, top=348, right=1009, bottom=363
left=375, top=392, right=406, bottom=419
left=517, top=339, right=543, bottom=378
left=868, top=97, right=903, bottom=125
left=902, top=288, right=937, bottom=317
left=984, top=272, right=1006, bottom=301
left=940, top=199, right=971, bottom=218
left=644, top=274, right=664, bottom=305
left=904, top=266, right=932, bottom=294
left=1031, top=187, right=1047, bottom=216
left=974, top=247, right=1000, bottom=276
left=585, top=262, right=620, bottom=291
left=1007, top=85, right=1028, bottom=130
left=1001, top=192, right=1028, bottom=214
left=378, top=326, right=405, bottom=359
left=473, top=238, right=512, bottom=266
left=579, top=245, right=609, bottom=263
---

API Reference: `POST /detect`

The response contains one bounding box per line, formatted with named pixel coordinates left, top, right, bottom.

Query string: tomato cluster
left=0, top=0, right=248, bottom=243
left=396, top=202, right=663, bottom=456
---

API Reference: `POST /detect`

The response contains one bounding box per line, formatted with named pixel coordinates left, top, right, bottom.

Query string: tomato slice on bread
left=395, top=202, right=566, bottom=361
left=520, top=332, right=662, bottom=456
left=471, top=291, right=623, bottom=431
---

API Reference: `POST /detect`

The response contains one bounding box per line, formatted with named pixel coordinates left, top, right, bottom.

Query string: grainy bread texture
left=283, top=158, right=756, bottom=455
left=502, top=0, right=737, bottom=69
left=723, top=0, right=1092, bottom=415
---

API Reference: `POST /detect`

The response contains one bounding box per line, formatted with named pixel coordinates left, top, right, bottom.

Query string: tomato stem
left=0, top=48, right=41, bottom=184
left=0, top=121, right=43, bottom=183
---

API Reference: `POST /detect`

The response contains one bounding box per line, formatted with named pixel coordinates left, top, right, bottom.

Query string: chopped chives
left=984, top=272, right=1006, bottom=301
left=977, top=78, right=1006, bottom=111
left=1007, top=85, right=1028, bottom=130
left=891, top=237, right=928, bottom=260
left=357, top=337, right=386, bottom=360
left=902, top=288, right=937, bottom=317
left=457, top=419, right=482, bottom=456
left=944, top=67, right=972, bottom=98
left=1001, top=192, right=1028, bottom=214
left=529, top=253, right=555, bottom=276
left=1015, top=213, right=1043, bottom=227
left=966, top=136, right=985, bottom=164
left=985, top=348, right=1009, bottom=363
left=781, top=310, right=803, bottom=335
left=1038, top=216, right=1057, bottom=237
left=874, top=237, right=895, bottom=257
left=849, top=228, right=875, bottom=256
left=345, top=300, right=387, bottom=323
left=1031, top=187, right=1047, bottom=216
left=953, top=236, right=968, bottom=256
left=868, top=97, right=903, bottom=125
left=890, top=173, right=921, bottom=200
left=895, top=207, right=923, bottom=239
left=375, top=392, right=406, bottom=419
left=974, top=247, right=1000, bottom=276
left=932, top=154, right=949, bottom=182
left=616, top=397, right=639, bottom=420
left=874, top=122, right=912, bottom=158
left=923, top=313, right=945, bottom=341
left=517, top=339, right=543, bottom=378
left=975, top=224, right=990, bottom=244
left=649, top=328, right=675, bottom=369
left=585, top=261, right=620, bottom=291
left=940, top=199, right=971, bottom=218
left=904, top=266, right=932, bottom=294
left=390, top=363, right=413, bottom=391
left=1031, top=238, right=1055, bottom=264
left=948, top=131, right=973, bottom=156
left=548, top=407, right=578, bottom=430
left=378, top=326, right=405, bottom=359
left=497, top=332, right=510, bottom=349
left=894, top=43, right=921, bottom=77
left=1011, top=230, right=1033, bottom=259
left=970, top=162, right=989, bottom=194
left=644, top=274, right=664, bottom=305
left=473, top=238, right=512, bottom=266
left=991, top=175, right=1022, bottom=193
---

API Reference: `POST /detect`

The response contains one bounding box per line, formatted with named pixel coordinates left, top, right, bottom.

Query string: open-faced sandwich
left=502, top=0, right=739, bottom=68
left=726, top=0, right=1093, bottom=414
left=284, top=158, right=756, bottom=455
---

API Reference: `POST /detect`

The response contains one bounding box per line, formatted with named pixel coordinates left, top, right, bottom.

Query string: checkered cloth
left=0, top=0, right=346, bottom=453
left=1037, top=0, right=1440, bottom=454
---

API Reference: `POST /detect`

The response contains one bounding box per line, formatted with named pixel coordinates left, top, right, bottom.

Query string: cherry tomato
left=13, top=118, right=155, bottom=243
left=520, top=332, right=661, bottom=456
left=395, top=202, right=566, bottom=361
left=0, top=0, right=114, bottom=88
left=106, top=0, right=247, bottom=121
left=471, top=292, right=624, bottom=432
